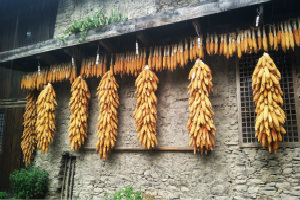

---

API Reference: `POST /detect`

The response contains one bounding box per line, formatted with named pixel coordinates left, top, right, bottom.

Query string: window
left=0, top=111, right=5, bottom=154
left=237, top=51, right=300, bottom=147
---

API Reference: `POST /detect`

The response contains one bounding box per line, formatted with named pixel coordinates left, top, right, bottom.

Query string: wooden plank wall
left=0, top=107, right=25, bottom=192
left=0, top=67, right=26, bottom=99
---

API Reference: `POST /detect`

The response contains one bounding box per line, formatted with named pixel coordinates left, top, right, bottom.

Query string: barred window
left=237, top=52, right=300, bottom=147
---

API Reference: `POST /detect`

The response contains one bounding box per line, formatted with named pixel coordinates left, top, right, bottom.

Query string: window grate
left=0, top=112, right=5, bottom=154
left=238, top=51, right=299, bottom=147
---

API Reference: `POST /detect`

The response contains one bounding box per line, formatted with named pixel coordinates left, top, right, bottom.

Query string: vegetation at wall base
left=104, top=186, right=143, bottom=200
left=0, top=192, right=8, bottom=199
left=58, top=9, right=128, bottom=44
left=9, top=164, right=48, bottom=199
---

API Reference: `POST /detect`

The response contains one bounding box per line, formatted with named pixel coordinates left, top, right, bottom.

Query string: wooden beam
left=99, top=39, right=117, bottom=53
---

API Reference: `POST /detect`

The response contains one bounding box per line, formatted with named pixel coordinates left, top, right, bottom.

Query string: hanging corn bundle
left=36, top=83, right=56, bottom=154
left=21, top=90, right=38, bottom=165
left=187, top=59, right=216, bottom=154
left=96, top=70, right=119, bottom=160
left=69, top=77, right=90, bottom=150
left=133, top=66, right=159, bottom=149
left=252, top=53, right=286, bottom=153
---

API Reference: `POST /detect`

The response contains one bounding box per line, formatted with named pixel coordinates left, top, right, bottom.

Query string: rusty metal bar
left=83, top=147, right=193, bottom=151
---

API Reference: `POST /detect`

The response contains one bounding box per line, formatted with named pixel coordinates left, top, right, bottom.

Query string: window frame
left=236, top=53, right=300, bottom=148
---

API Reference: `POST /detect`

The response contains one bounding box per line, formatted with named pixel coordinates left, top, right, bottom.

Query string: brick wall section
left=34, top=55, right=300, bottom=199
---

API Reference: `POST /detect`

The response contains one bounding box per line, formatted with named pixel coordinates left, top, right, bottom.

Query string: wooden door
left=0, top=107, right=25, bottom=192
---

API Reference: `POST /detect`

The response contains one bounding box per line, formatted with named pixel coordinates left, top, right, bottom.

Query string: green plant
left=9, top=164, right=48, bottom=199
left=58, top=9, right=128, bottom=44
left=104, top=186, right=143, bottom=200
left=0, top=192, right=8, bottom=199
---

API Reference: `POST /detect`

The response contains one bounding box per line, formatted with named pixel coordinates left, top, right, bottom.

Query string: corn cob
left=252, top=28, right=258, bottom=53
left=232, top=32, right=237, bottom=54
left=167, top=46, right=171, bottom=70
left=281, top=23, right=286, bottom=52
left=133, top=66, right=159, bottom=149
left=257, top=28, right=262, bottom=51
left=194, top=38, right=198, bottom=61
left=288, top=21, right=295, bottom=51
left=214, top=33, right=218, bottom=55
left=263, top=27, right=268, bottom=52
left=240, top=31, right=244, bottom=53
left=243, top=30, right=248, bottom=53
left=70, top=63, right=77, bottom=83
left=179, top=42, right=184, bottom=67
left=184, top=39, right=189, bottom=65
left=21, top=90, right=38, bottom=165
left=36, top=83, right=56, bottom=154
left=273, top=25, right=278, bottom=51
left=189, top=38, right=193, bottom=62
left=252, top=53, right=285, bottom=153
left=293, top=20, right=300, bottom=46
left=173, top=44, right=178, bottom=70
left=248, top=30, right=253, bottom=53
left=199, top=35, right=204, bottom=59
left=268, top=25, right=274, bottom=49
left=163, top=46, right=167, bottom=70
left=210, top=34, right=214, bottom=55
left=206, top=33, right=210, bottom=55
left=277, top=24, right=281, bottom=45
left=237, top=32, right=242, bottom=59
left=284, top=21, right=290, bottom=50
left=69, top=76, right=90, bottom=150
left=298, top=18, right=300, bottom=43
left=223, top=33, right=228, bottom=56
left=228, top=33, right=233, bottom=57
left=96, top=70, right=119, bottom=160
left=219, top=34, right=224, bottom=55
left=187, top=59, right=215, bottom=154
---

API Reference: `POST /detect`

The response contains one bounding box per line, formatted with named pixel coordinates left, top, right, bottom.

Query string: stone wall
left=34, top=54, right=300, bottom=199
left=54, top=0, right=206, bottom=38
